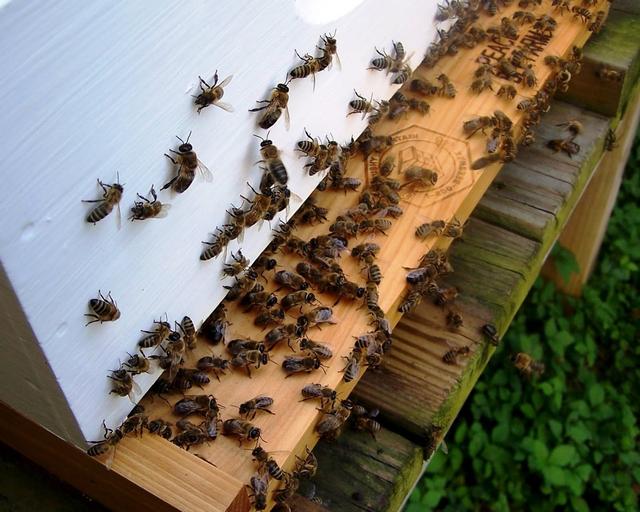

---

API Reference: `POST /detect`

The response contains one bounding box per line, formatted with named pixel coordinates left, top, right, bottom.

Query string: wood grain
left=126, top=3, right=608, bottom=510
left=353, top=98, right=612, bottom=442
left=0, top=2, right=608, bottom=511
left=543, top=88, right=640, bottom=294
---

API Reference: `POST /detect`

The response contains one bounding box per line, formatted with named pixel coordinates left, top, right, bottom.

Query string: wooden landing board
left=559, top=5, right=640, bottom=116
left=81, top=3, right=606, bottom=510
left=353, top=98, right=611, bottom=445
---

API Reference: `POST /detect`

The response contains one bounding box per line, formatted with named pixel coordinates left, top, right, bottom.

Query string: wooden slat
left=305, top=427, right=423, bottom=512
left=543, top=87, right=640, bottom=294
left=352, top=98, right=611, bottom=442
left=559, top=6, right=640, bottom=116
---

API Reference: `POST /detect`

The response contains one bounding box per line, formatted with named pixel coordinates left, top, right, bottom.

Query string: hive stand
left=300, top=5, right=640, bottom=511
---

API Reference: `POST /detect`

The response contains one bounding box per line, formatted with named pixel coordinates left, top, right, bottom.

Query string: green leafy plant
left=407, top=134, right=640, bottom=512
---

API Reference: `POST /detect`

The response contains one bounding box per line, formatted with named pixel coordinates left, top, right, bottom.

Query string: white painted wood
left=0, top=0, right=440, bottom=445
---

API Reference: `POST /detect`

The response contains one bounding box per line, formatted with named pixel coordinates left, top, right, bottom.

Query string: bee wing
left=218, top=74, right=233, bottom=88
left=104, top=444, right=117, bottom=470
left=214, top=101, right=235, bottom=112
left=115, top=202, right=122, bottom=231
left=197, top=160, right=213, bottom=182
left=334, top=51, right=342, bottom=71
left=284, top=105, right=291, bottom=131
left=155, top=204, right=171, bottom=218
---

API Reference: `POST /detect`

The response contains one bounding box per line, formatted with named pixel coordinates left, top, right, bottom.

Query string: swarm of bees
left=82, top=2, right=610, bottom=506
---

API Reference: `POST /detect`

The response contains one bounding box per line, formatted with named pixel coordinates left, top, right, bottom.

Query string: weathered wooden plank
left=543, top=86, right=640, bottom=294
left=307, top=426, right=423, bottom=512
left=352, top=98, right=611, bottom=444
left=559, top=7, right=640, bottom=116
left=474, top=100, right=610, bottom=243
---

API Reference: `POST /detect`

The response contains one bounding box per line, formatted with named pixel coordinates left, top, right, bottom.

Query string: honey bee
left=299, top=338, right=333, bottom=360
left=393, top=63, right=412, bottom=84
left=512, top=10, right=536, bottom=25
left=193, top=71, right=234, bottom=114
left=415, top=219, right=446, bottom=239
left=496, top=84, right=517, bottom=99
left=317, top=31, right=341, bottom=71
left=129, top=186, right=170, bottom=221
left=552, top=0, right=571, bottom=15
left=86, top=421, right=124, bottom=469
left=471, top=75, right=494, bottom=94
left=273, top=473, right=300, bottom=504
left=589, top=10, right=606, bottom=34
left=442, top=345, right=470, bottom=365
left=282, top=354, right=325, bottom=377
left=446, top=308, right=464, bottom=329
left=200, top=229, right=228, bottom=261
left=83, top=175, right=123, bottom=228
left=230, top=349, right=269, bottom=377
left=254, top=305, right=286, bottom=328
left=123, top=351, right=151, bottom=375
left=239, top=395, right=275, bottom=420
left=241, top=289, right=278, bottom=312
left=368, top=46, right=393, bottom=73
left=341, top=348, right=362, bottom=383
left=351, top=242, right=380, bottom=261
left=443, top=217, right=466, bottom=239
left=348, top=90, right=376, bottom=118
left=497, top=57, right=518, bottom=79
left=245, top=472, right=269, bottom=511
left=147, top=419, right=173, bottom=439
left=316, top=399, right=352, bottom=440
left=227, top=338, right=265, bottom=356
left=482, top=323, right=500, bottom=346
left=572, top=6, right=592, bottom=24
left=597, top=65, right=624, bottom=83
left=108, top=367, right=140, bottom=402
left=547, top=138, right=581, bottom=158
left=250, top=83, right=291, bottom=130
left=300, top=383, right=337, bottom=406
left=85, top=290, right=121, bottom=325
left=353, top=407, right=381, bottom=439
left=196, top=355, right=229, bottom=381
left=174, top=368, right=210, bottom=390
left=273, top=270, right=308, bottom=292
left=255, top=135, right=288, bottom=186
left=162, top=132, right=212, bottom=193
left=165, top=329, right=186, bottom=380
left=172, top=423, right=210, bottom=451
left=463, top=115, right=493, bottom=138
left=281, top=291, right=316, bottom=311
left=410, top=77, right=438, bottom=96
left=199, top=303, right=229, bottom=345
left=556, top=120, right=583, bottom=136
left=120, top=407, right=149, bottom=437
left=289, top=51, right=322, bottom=89
left=222, top=418, right=263, bottom=445
left=512, top=352, right=545, bottom=377
left=294, top=197, right=329, bottom=225
left=138, top=318, right=171, bottom=349
left=296, top=129, right=321, bottom=158
left=224, top=269, right=259, bottom=301
left=294, top=446, right=318, bottom=479
left=522, top=64, right=537, bottom=88
left=534, top=14, right=558, bottom=34
left=436, top=73, right=457, bottom=98
left=174, top=394, right=219, bottom=417
left=252, top=446, right=287, bottom=482
left=605, top=129, right=617, bottom=152
left=358, top=218, right=392, bottom=235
